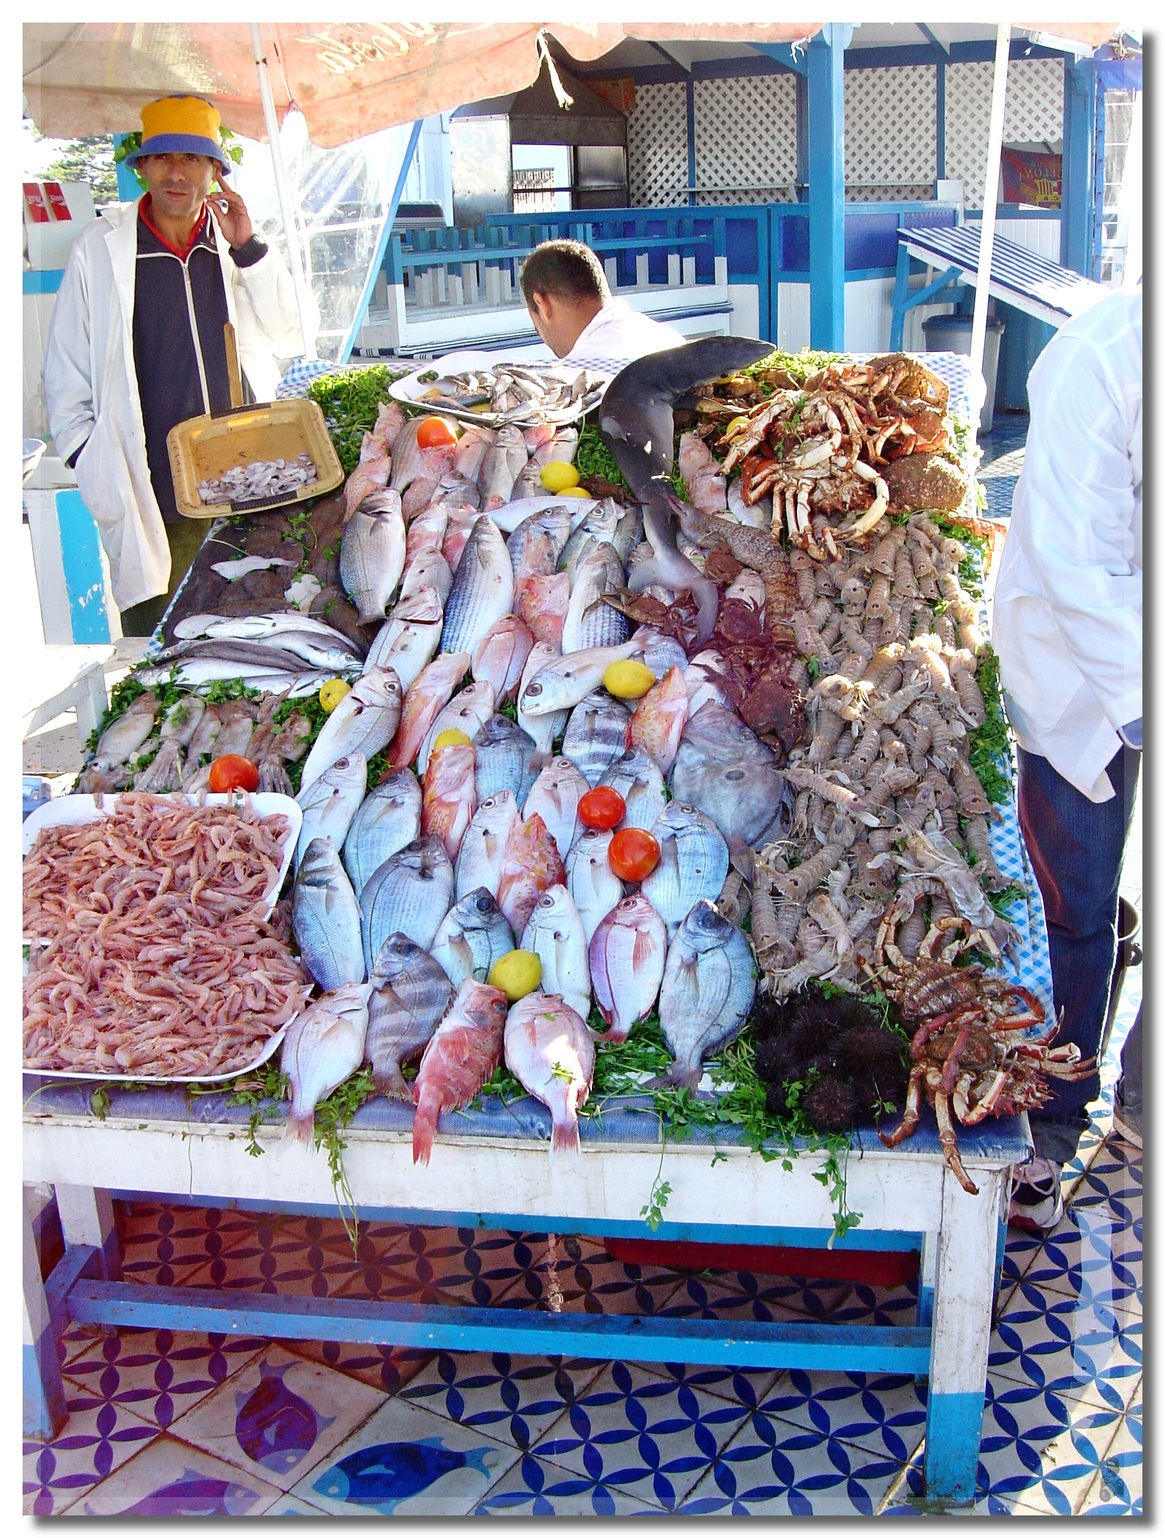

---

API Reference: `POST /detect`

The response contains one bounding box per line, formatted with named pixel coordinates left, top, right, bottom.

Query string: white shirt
left=563, top=298, right=686, bottom=372
left=991, top=287, right=1142, bottom=801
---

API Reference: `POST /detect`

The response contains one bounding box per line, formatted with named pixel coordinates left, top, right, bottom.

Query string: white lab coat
left=563, top=298, right=686, bottom=372
left=43, top=200, right=314, bottom=611
left=991, top=288, right=1142, bottom=802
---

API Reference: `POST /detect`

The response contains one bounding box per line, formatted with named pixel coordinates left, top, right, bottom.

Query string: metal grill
left=947, top=58, right=1064, bottom=205
left=628, top=81, right=689, bottom=207
left=693, top=74, right=798, bottom=204
left=844, top=66, right=937, bottom=202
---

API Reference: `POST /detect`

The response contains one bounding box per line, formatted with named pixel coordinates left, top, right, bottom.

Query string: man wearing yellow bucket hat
left=43, top=94, right=318, bottom=634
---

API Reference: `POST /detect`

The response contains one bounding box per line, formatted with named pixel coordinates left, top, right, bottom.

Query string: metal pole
left=970, top=23, right=1010, bottom=425
left=338, top=119, right=424, bottom=365
left=249, top=21, right=317, bottom=360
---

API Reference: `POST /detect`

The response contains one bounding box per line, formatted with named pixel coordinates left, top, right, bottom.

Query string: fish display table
left=24, top=1078, right=1031, bottom=1502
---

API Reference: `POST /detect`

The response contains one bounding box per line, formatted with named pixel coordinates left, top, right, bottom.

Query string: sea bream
left=359, top=834, right=455, bottom=967
left=362, top=587, right=444, bottom=691
left=415, top=678, right=496, bottom=776
left=339, top=488, right=407, bottom=623
left=291, top=836, right=367, bottom=991
left=505, top=504, right=574, bottom=576
left=473, top=714, right=541, bottom=805
left=429, top=887, right=515, bottom=992
left=297, top=664, right=403, bottom=791
left=560, top=690, right=631, bottom=788
left=294, top=752, right=368, bottom=869
left=421, top=741, right=477, bottom=861
left=565, top=826, right=625, bottom=946
left=365, top=931, right=453, bottom=1098
left=514, top=568, right=571, bottom=651
left=503, top=992, right=595, bottom=1162
left=470, top=613, right=535, bottom=707
left=654, top=900, right=757, bottom=1090
left=640, top=801, right=730, bottom=939
left=601, top=746, right=667, bottom=833
left=588, top=892, right=668, bottom=1043
left=341, top=768, right=423, bottom=897
left=519, top=884, right=591, bottom=1023
left=281, top=983, right=372, bottom=1144
left=396, top=547, right=453, bottom=609
left=410, top=979, right=509, bottom=1165
left=454, top=791, right=518, bottom=899
left=522, top=755, right=589, bottom=861
left=439, top=516, right=515, bottom=659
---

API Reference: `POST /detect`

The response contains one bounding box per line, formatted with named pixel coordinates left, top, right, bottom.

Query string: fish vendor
left=42, top=94, right=317, bottom=637
left=519, top=238, right=685, bottom=370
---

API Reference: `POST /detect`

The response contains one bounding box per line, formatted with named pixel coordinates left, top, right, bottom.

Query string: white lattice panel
left=693, top=74, right=798, bottom=204
left=628, top=81, right=689, bottom=207
left=946, top=58, right=1064, bottom=206
left=845, top=66, right=937, bottom=202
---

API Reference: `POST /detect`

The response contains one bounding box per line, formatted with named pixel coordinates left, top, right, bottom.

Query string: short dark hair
left=519, top=239, right=610, bottom=306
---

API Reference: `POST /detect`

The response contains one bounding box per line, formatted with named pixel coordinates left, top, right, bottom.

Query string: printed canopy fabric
left=22, top=23, right=826, bottom=146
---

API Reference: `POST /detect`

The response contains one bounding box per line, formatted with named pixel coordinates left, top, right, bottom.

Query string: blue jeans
left=1017, top=744, right=1141, bottom=1165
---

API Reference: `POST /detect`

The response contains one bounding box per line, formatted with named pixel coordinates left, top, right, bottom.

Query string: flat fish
left=601, top=746, right=667, bottom=833
left=341, top=769, right=423, bottom=898
left=454, top=790, right=518, bottom=899
left=360, top=835, right=455, bottom=969
left=298, top=665, right=403, bottom=791
left=339, top=489, right=407, bottom=622
left=291, top=836, right=367, bottom=990
left=627, top=664, right=689, bottom=776
left=386, top=650, right=472, bottom=771
left=474, top=714, right=541, bottom=805
left=503, top=991, right=595, bottom=1161
left=470, top=613, right=535, bottom=707
left=439, top=516, right=515, bottom=660
left=415, top=678, right=496, bottom=777
left=589, top=890, right=668, bottom=1043
left=365, top=931, right=453, bottom=1098
left=495, top=812, right=567, bottom=937
left=655, top=900, right=757, bottom=1090
left=281, top=983, right=372, bottom=1143
left=561, top=545, right=629, bottom=653
left=522, top=755, right=589, bottom=862
left=641, top=801, right=730, bottom=939
left=430, top=887, right=515, bottom=991
left=421, top=741, right=477, bottom=861
left=668, top=699, right=792, bottom=850
left=295, top=752, right=368, bottom=868
left=411, top=979, right=509, bottom=1164
left=519, top=884, right=591, bottom=1023
left=565, top=826, right=625, bottom=946
left=560, top=690, right=631, bottom=788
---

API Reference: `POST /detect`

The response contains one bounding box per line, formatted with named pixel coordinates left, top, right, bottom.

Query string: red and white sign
left=23, top=182, right=51, bottom=223
left=43, top=182, right=72, bottom=220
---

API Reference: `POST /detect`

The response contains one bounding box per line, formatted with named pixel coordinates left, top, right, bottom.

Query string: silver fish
left=641, top=801, right=731, bottom=939
left=558, top=497, right=623, bottom=582
left=516, top=641, right=568, bottom=764
left=359, top=834, right=455, bottom=968
left=601, top=746, right=667, bottom=833
left=474, top=714, right=541, bottom=805
left=341, top=768, right=423, bottom=897
left=439, top=516, right=515, bottom=660
left=298, top=665, right=403, bottom=791
left=503, top=991, right=595, bottom=1161
left=561, top=544, right=629, bottom=653
left=281, top=982, right=372, bottom=1143
left=486, top=493, right=592, bottom=536
left=561, top=689, right=631, bottom=788
left=291, top=836, right=366, bottom=990
left=519, top=883, right=591, bottom=1024
left=415, top=678, right=496, bottom=776
left=397, top=548, right=453, bottom=609
left=506, top=505, right=574, bottom=576
left=172, top=610, right=366, bottom=656
left=340, top=488, right=407, bottom=622
left=565, top=826, right=625, bottom=946
left=518, top=639, right=641, bottom=719
left=453, top=422, right=497, bottom=483
left=295, top=752, right=368, bottom=868
left=478, top=423, right=529, bottom=507
left=655, top=900, right=756, bottom=1090
left=133, top=658, right=333, bottom=697
left=588, top=891, right=668, bottom=1043
left=668, top=700, right=792, bottom=850
left=364, top=591, right=444, bottom=693
left=454, top=790, right=518, bottom=900
left=430, top=887, right=515, bottom=991
left=365, top=931, right=454, bottom=1098
left=522, top=755, right=589, bottom=861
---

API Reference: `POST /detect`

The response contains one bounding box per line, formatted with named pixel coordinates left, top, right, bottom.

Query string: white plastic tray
left=21, top=1019, right=293, bottom=1087
left=388, top=349, right=610, bottom=428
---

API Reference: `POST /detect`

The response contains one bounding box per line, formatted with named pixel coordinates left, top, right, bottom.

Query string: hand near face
left=206, top=180, right=255, bottom=250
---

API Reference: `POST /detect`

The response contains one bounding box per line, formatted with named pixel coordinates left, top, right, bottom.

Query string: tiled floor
left=24, top=413, right=1143, bottom=1514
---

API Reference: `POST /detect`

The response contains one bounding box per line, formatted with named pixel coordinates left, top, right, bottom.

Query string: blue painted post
left=806, top=24, right=852, bottom=349
left=1061, top=57, right=1099, bottom=277
left=55, top=490, right=112, bottom=644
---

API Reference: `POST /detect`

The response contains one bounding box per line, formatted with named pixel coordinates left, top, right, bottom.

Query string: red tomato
left=608, top=827, right=661, bottom=883
left=578, top=786, right=626, bottom=830
left=208, top=754, right=260, bottom=794
left=416, top=415, right=458, bottom=449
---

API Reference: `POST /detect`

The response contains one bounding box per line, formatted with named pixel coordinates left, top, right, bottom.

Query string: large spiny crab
left=866, top=919, right=1093, bottom=1195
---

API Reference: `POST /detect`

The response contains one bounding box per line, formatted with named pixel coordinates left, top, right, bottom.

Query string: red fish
left=495, top=811, right=567, bottom=936
left=411, top=979, right=508, bottom=1164
left=386, top=650, right=471, bottom=770
left=471, top=614, right=535, bottom=706
left=515, top=571, right=570, bottom=651
left=628, top=665, right=690, bottom=776
left=421, top=742, right=477, bottom=861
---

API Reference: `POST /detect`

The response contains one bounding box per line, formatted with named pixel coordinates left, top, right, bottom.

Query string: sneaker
left=1111, top=1100, right=1142, bottom=1149
left=1008, top=1156, right=1065, bottom=1234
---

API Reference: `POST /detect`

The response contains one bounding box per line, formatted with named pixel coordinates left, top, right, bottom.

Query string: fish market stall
left=25, top=340, right=1071, bottom=1502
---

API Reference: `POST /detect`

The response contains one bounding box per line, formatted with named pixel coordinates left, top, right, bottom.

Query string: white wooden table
left=23, top=1081, right=1031, bottom=1502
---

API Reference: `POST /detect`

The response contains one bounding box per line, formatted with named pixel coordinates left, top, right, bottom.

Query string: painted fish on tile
left=113, top=1472, right=265, bottom=1518
left=234, top=1360, right=332, bottom=1474
left=312, top=1438, right=497, bottom=1514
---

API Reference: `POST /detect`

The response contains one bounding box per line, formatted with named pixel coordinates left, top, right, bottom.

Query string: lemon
left=603, top=659, right=657, bottom=700
left=319, top=678, right=352, bottom=713
left=555, top=485, right=592, bottom=499
left=539, top=461, right=581, bottom=494
left=488, top=949, right=542, bottom=1002
left=432, top=728, right=473, bottom=750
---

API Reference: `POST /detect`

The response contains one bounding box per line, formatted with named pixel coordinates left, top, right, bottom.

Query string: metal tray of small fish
left=389, top=349, right=612, bottom=429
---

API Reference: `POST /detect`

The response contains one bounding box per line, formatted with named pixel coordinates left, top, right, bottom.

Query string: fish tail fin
left=284, top=1108, right=316, bottom=1146
left=372, top=1065, right=413, bottom=1100
left=549, top=1114, right=582, bottom=1165
left=412, top=1089, right=437, bottom=1165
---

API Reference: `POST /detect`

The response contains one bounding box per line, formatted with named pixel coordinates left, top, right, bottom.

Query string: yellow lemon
left=488, top=949, right=543, bottom=1002
left=539, top=460, right=581, bottom=494
left=319, top=678, right=352, bottom=713
left=432, top=728, right=473, bottom=750
left=555, top=485, right=592, bottom=498
left=602, top=659, right=658, bottom=700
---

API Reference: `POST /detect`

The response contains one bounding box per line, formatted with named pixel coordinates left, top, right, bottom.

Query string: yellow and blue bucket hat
left=125, top=95, right=229, bottom=174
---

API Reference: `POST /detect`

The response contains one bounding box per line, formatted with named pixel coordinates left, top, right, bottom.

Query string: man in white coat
left=43, top=94, right=315, bottom=635
left=992, top=284, right=1142, bottom=1233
